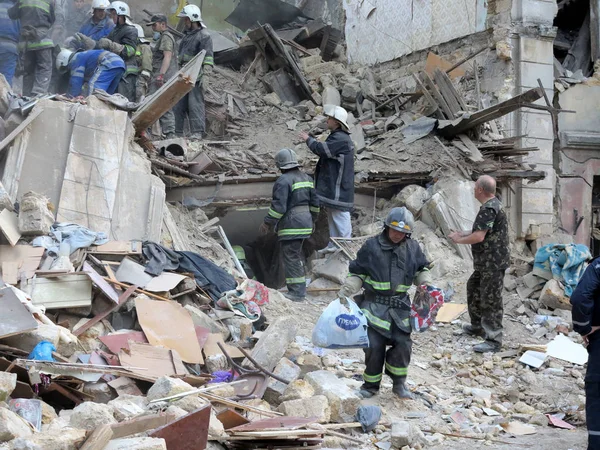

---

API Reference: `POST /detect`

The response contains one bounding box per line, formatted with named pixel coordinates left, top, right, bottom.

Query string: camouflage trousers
left=466, top=269, right=504, bottom=345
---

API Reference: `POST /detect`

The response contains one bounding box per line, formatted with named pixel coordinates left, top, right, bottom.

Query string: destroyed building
left=0, top=0, right=596, bottom=448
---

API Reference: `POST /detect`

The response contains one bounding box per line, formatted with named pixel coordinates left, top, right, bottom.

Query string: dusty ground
left=262, top=268, right=589, bottom=450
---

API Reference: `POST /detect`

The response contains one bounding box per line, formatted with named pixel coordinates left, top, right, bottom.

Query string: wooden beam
left=79, top=425, right=113, bottom=450
left=0, top=108, right=43, bottom=154
left=111, top=413, right=177, bottom=439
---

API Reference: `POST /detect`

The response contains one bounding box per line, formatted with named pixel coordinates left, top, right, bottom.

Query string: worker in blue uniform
left=55, top=47, right=124, bottom=97
left=0, top=0, right=20, bottom=85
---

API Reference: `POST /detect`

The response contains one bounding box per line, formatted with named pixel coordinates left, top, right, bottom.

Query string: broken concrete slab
left=108, top=395, right=147, bottom=421
left=263, top=357, right=301, bottom=405
left=305, top=370, right=361, bottom=423
left=277, top=395, right=331, bottom=423
left=146, top=377, right=194, bottom=402
left=540, top=279, right=571, bottom=310
left=312, top=252, right=349, bottom=285
left=105, top=437, right=167, bottom=450
left=523, top=272, right=545, bottom=290
left=18, top=191, right=54, bottom=236
left=173, top=395, right=209, bottom=413
left=0, top=408, right=34, bottom=442
left=322, top=86, right=341, bottom=107
left=280, top=379, right=315, bottom=402
left=243, top=316, right=298, bottom=372
left=1, top=323, right=60, bottom=353
left=0, top=372, right=17, bottom=402
left=391, top=421, right=412, bottom=448
left=392, top=185, right=430, bottom=215
left=69, top=402, right=117, bottom=431
left=9, top=428, right=87, bottom=450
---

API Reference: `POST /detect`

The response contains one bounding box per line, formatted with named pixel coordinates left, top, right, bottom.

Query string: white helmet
left=324, top=104, right=350, bottom=131
left=56, top=48, right=73, bottom=72
left=108, top=1, right=130, bottom=17
left=177, top=4, right=204, bottom=23
left=91, top=0, right=110, bottom=10
left=133, top=24, right=148, bottom=42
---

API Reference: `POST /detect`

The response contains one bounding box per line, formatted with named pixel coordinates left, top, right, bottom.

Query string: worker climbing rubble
left=260, top=148, right=320, bottom=303
left=337, top=207, right=432, bottom=399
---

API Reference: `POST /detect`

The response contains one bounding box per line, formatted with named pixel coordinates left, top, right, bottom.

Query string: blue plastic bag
left=28, top=341, right=56, bottom=361
left=312, top=298, right=369, bottom=349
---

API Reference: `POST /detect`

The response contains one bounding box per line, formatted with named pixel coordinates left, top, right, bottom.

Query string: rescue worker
left=571, top=259, right=600, bottom=450
left=0, top=0, right=20, bottom=85
left=78, top=0, right=113, bottom=40
left=56, top=47, right=124, bottom=96
left=8, top=0, right=55, bottom=96
left=145, top=13, right=176, bottom=137
left=96, top=1, right=136, bottom=100
left=449, top=175, right=509, bottom=353
left=259, top=148, right=320, bottom=302
left=174, top=4, right=213, bottom=138
left=337, top=207, right=431, bottom=399
left=132, top=23, right=151, bottom=102
left=299, top=105, right=355, bottom=252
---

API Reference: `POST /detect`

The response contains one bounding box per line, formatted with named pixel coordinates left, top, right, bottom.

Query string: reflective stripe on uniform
left=310, top=206, right=320, bottom=213
left=385, top=362, right=407, bottom=376
left=278, top=228, right=312, bottom=236
left=292, top=181, right=314, bottom=191
left=361, top=308, right=391, bottom=330
left=589, top=430, right=600, bottom=436
left=124, top=45, right=136, bottom=58
left=204, top=55, right=214, bottom=65
left=20, top=0, right=50, bottom=12
left=364, top=277, right=391, bottom=291
left=26, top=39, right=53, bottom=50
left=349, top=273, right=366, bottom=280
left=363, top=372, right=382, bottom=383
left=573, top=320, right=590, bottom=326
left=286, top=277, right=305, bottom=285
left=395, top=284, right=411, bottom=293
left=268, top=208, right=283, bottom=219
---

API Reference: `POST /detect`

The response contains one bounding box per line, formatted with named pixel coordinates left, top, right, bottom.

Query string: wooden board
left=0, top=287, right=38, bottom=339
left=79, top=424, right=113, bottom=450
left=149, top=405, right=211, bottom=450
left=83, top=262, right=119, bottom=303
left=91, top=241, right=142, bottom=254
left=26, top=274, right=92, bottom=309
left=204, top=333, right=244, bottom=359
left=118, top=343, right=189, bottom=379
left=436, top=303, right=468, bottom=323
left=229, top=417, right=317, bottom=433
left=0, top=246, right=44, bottom=281
left=111, top=413, right=176, bottom=439
left=1, top=262, right=19, bottom=285
left=0, top=209, right=20, bottom=246
left=424, top=52, right=466, bottom=79
left=135, top=296, right=204, bottom=364
left=99, top=331, right=148, bottom=354
left=217, top=409, right=251, bottom=430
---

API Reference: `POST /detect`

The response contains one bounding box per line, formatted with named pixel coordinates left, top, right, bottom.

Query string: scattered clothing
left=410, top=284, right=446, bottom=331
left=33, top=223, right=108, bottom=256
left=533, top=243, right=591, bottom=297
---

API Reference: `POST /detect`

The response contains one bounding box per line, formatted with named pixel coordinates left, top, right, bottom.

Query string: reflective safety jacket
left=106, top=22, right=137, bottom=77
left=79, top=15, right=114, bottom=41
left=306, top=129, right=355, bottom=212
left=67, top=49, right=124, bottom=96
left=349, top=232, right=430, bottom=338
left=135, top=41, right=152, bottom=78
left=8, top=0, right=54, bottom=50
left=264, top=168, right=320, bottom=241
left=178, top=26, right=213, bottom=77
left=0, top=1, right=20, bottom=54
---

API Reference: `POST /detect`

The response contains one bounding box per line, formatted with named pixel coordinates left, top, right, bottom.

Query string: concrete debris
left=1, top=324, right=60, bottom=353
left=83, top=381, right=117, bottom=404
left=17, top=192, right=54, bottom=236
left=8, top=428, right=87, bottom=450
left=0, top=182, right=13, bottom=212
left=277, top=395, right=331, bottom=423
left=69, top=402, right=117, bottom=431
left=173, top=395, right=209, bottom=413
left=263, top=357, right=301, bottom=405
left=108, top=395, right=147, bottom=421
left=540, top=279, right=572, bottom=310
left=244, top=316, right=298, bottom=372
left=40, top=402, right=57, bottom=425
left=312, top=251, right=349, bottom=285
left=392, top=185, right=430, bottom=215
left=104, top=438, right=167, bottom=450
left=146, top=377, right=194, bottom=403
left=208, top=409, right=225, bottom=437
left=305, top=370, right=361, bottom=423
left=0, top=408, right=34, bottom=442
left=0, top=373, right=17, bottom=402
left=280, top=379, right=315, bottom=402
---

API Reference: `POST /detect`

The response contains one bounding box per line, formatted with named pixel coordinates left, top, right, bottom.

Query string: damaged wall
left=343, top=0, right=488, bottom=65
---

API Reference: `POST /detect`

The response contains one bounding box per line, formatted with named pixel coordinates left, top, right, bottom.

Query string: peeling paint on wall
left=344, top=0, right=488, bottom=65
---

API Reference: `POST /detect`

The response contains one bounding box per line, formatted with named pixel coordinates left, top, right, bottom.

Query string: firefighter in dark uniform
left=337, top=207, right=432, bottom=399
left=259, top=148, right=320, bottom=303
left=8, top=0, right=55, bottom=96
left=449, top=175, right=509, bottom=353
left=571, top=259, right=600, bottom=450
left=174, top=4, right=213, bottom=138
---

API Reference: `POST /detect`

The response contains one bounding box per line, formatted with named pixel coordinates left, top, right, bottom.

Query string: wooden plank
left=73, top=284, right=137, bottom=337
left=436, top=303, right=468, bottom=323
left=0, top=246, right=44, bottom=281
left=0, top=287, right=38, bottom=339
left=102, top=278, right=171, bottom=302
left=217, top=409, right=251, bottom=430
left=149, top=405, right=211, bottom=450
left=1, top=262, right=19, bottom=285
left=421, top=71, right=454, bottom=119
left=0, top=108, right=43, bottom=154
left=424, top=52, right=466, bottom=79
left=26, top=274, right=92, bottom=309
left=135, top=296, right=204, bottom=364
left=457, top=134, right=484, bottom=162
left=163, top=206, right=193, bottom=252
left=91, top=241, right=142, bottom=254
left=229, top=417, right=317, bottom=432
left=111, top=413, right=177, bottom=439
left=0, top=210, right=20, bottom=246
left=79, top=425, right=113, bottom=450
left=119, top=342, right=188, bottom=379
left=437, top=87, right=544, bottom=137
left=412, top=73, right=442, bottom=119
left=433, top=69, right=462, bottom=114
left=83, top=262, right=119, bottom=303
left=132, top=51, right=206, bottom=131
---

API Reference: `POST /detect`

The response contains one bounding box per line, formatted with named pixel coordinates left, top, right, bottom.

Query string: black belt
left=369, top=294, right=408, bottom=309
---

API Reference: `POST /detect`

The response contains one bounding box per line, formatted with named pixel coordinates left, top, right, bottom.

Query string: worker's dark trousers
left=148, top=80, right=175, bottom=136
left=174, top=82, right=205, bottom=136
left=586, top=334, right=600, bottom=450
left=280, top=239, right=306, bottom=298
left=117, top=74, right=137, bottom=102
left=466, top=269, right=504, bottom=345
left=22, top=48, right=53, bottom=96
left=362, top=323, right=412, bottom=393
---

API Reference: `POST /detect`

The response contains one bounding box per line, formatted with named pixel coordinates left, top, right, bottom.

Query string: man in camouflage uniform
left=449, top=175, right=509, bottom=353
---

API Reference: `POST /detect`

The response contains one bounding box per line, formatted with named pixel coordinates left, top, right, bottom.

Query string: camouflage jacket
left=471, top=197, right=510, bottom=271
